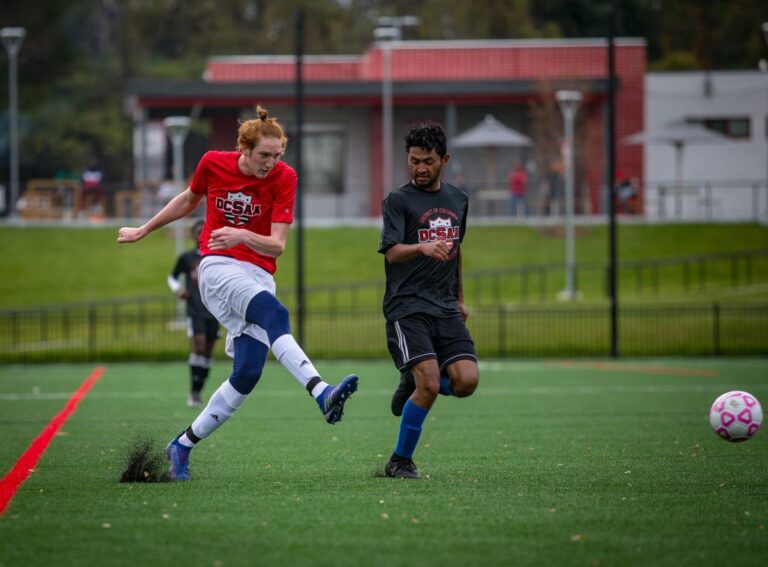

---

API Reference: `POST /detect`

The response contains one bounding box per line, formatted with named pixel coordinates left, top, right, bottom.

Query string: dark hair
left=404, top=121, right=447, bottom=157
left=191, top=219, right=205, bottom=238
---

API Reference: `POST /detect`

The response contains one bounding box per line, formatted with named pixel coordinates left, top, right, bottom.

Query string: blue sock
left=439, top=375, right=454, bottom=396
left=395, top=400, right=429, bottom=459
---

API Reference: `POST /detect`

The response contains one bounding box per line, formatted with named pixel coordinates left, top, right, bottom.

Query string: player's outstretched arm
left=117, top=189, right=202, bottom=244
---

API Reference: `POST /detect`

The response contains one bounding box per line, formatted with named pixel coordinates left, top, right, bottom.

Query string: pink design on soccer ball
left=716, top=427, right=731, bottom=439
left=737, top=409, right=753, bottom=424
left=720, top=411, right=735, bottom=426
left=743, top=395, right=756, bottom=408
left=747, top=423, right=760, bottom=436
left=713, top=400, right=725, bottom=412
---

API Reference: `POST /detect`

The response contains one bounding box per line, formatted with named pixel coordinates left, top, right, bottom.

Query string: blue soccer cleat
left=166, top=437, right=191, bottom=481
left=317, top=374, right=359, bottom=424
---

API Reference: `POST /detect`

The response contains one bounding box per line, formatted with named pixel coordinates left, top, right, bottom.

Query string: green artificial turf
left=1, top=359, right=766, bottom=566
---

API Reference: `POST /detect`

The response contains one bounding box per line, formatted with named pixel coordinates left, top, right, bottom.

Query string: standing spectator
left=615, top=170, right=638, bottom=214
left=168, top=219, right=220, bottom=408
left=117, top=105, right=358, bottom=481
left=81, top=163, right=104, bottom=216
left=508, top=162, right=528, bottom=216
left=545, top=159, right=564, bottom=215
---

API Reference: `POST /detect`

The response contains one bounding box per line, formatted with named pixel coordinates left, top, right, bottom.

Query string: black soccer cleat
left=391, top=371, right=416, bottom=417
left=384, top=453, right=420, bottom=479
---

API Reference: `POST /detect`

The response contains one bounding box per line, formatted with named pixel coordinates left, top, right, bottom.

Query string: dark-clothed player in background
left=118, top=105, right=358, bottom=481
left=168, top=219, right=220, bottom=408
left=378, top=122, right=479, bottom=479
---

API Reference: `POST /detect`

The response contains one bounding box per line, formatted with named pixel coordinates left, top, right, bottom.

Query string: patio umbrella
left=452, top=114, right=532, bottom=190
left=624, top=119, right=730, bottom=190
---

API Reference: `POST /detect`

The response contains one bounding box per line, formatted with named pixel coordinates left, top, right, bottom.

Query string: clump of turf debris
left=119, top=436, right=171, bottom=483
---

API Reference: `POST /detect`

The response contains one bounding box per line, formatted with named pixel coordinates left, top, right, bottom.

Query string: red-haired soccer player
left=118, top=105, right=358, bottom=481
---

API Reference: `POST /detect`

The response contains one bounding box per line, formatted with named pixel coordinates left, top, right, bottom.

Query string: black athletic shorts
left=187, top=316, right=220, bottom=341
left=386, top=312, right=477, bottom=372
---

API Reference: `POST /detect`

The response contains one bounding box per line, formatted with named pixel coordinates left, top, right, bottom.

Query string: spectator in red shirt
left=508, top=162, right=527, bottom=216
left=81, top=163, right=104, bottom=215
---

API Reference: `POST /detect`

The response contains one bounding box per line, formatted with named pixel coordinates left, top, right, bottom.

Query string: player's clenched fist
left=117, top=226, right=145, bottom=243
left=208, top=226, right=244, bottom=251
left=421, top=240, right=451, bottom=261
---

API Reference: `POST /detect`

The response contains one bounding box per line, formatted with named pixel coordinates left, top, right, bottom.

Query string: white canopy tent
left=452, top=114, right=532, bottom=191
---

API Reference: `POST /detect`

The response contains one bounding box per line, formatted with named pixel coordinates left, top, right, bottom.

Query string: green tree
left=2, top=0, right=766, bottom=188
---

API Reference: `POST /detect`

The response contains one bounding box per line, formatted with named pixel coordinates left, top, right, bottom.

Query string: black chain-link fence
left=1, top=299, right=765, bottom=362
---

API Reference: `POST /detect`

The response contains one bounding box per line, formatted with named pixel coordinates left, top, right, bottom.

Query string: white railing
left=644, top=180, right=768, bottom=222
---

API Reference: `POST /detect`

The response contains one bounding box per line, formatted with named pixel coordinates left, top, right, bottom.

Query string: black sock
left=190, top=365, right=207, bottom=393
left=305, top=376, right=322, bottom=396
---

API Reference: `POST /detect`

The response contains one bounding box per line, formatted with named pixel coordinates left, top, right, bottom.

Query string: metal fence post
left=712, top=302, right=721, bottom=356
left=88, top=305, right=97, bottom=359
left=498, top=305, right=507, bottom=357
left=521, top=269, right=528, bottom=303
left=12, top=312, right=18, bottom=346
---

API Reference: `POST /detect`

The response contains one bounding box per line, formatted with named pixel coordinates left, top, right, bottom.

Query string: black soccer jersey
left=171, top=249, right=216, bottom=320
left=378, top=181, right=469, bottom=322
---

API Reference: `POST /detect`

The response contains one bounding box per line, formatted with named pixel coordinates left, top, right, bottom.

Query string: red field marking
left=547, top=361, right=720, bottom=378
left=0, top=366, right=105, bottom=516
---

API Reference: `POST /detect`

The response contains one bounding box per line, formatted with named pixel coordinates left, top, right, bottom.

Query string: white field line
left=2, top=382, right=767, bottom=402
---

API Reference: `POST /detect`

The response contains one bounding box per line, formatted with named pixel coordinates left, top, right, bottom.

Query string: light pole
left=374, top=16, right=419, bottom=199
left=556, top=90, right=582, bottom=301
left=762, top=22, right=768, bottom=224
left=163, top=116, right=191, bottom=283
left=1, top=27, right=26, bottom=220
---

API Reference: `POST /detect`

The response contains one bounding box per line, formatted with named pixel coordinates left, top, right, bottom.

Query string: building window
left=284, top=125, right=346, bottom=194
left=686, top=117, right=750, bottom=139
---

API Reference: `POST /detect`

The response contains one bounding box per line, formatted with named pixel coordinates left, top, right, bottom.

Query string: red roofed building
left=127, top=38, right=645, bottom=218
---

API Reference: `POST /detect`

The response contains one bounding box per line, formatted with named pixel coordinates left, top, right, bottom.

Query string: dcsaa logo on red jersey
left=215, top=191, right=261, bottom=226
left=418, top=216, right=460, bottom=249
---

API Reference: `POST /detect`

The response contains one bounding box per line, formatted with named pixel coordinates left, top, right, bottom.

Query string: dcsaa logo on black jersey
left=418, top=216, right=460, bottom=249
left=215, top=191, right=261, bottom=226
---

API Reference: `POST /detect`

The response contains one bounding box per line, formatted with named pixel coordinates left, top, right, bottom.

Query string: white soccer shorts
left=198, top=255, right=276, bottom=357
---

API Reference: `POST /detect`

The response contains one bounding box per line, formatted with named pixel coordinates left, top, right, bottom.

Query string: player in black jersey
left=378, top=122, right=479, bottom=479
left=168, top=220, right=220, bottom=407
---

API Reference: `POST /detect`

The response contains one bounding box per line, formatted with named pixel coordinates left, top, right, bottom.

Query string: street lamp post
left=1, top=27, right=26, bottom=220
left=163, top=116, right=192, bottom=286
left=374, top=16, right=419, bottom=198
left=762, top=22, right=768, bottom=224
left=555, top=90, right=583, bottom=301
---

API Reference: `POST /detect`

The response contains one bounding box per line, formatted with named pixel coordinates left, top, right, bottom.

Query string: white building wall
left=643, top=71, right=768, bottom=221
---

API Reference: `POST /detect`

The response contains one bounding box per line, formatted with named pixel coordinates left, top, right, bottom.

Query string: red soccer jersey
left=189, top=151, right=296, bottom=274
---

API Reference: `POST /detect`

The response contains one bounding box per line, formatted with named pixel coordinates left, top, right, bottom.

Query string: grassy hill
left=1, top=222, right=767, bottom=309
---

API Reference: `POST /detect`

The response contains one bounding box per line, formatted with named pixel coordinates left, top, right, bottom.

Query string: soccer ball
left=709, top=391, right=762, bottom=442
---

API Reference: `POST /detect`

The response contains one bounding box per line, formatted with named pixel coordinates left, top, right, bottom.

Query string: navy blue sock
left=439, top=375, right=454, bottom=396
left=395, top=399, right=429, bottom=459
